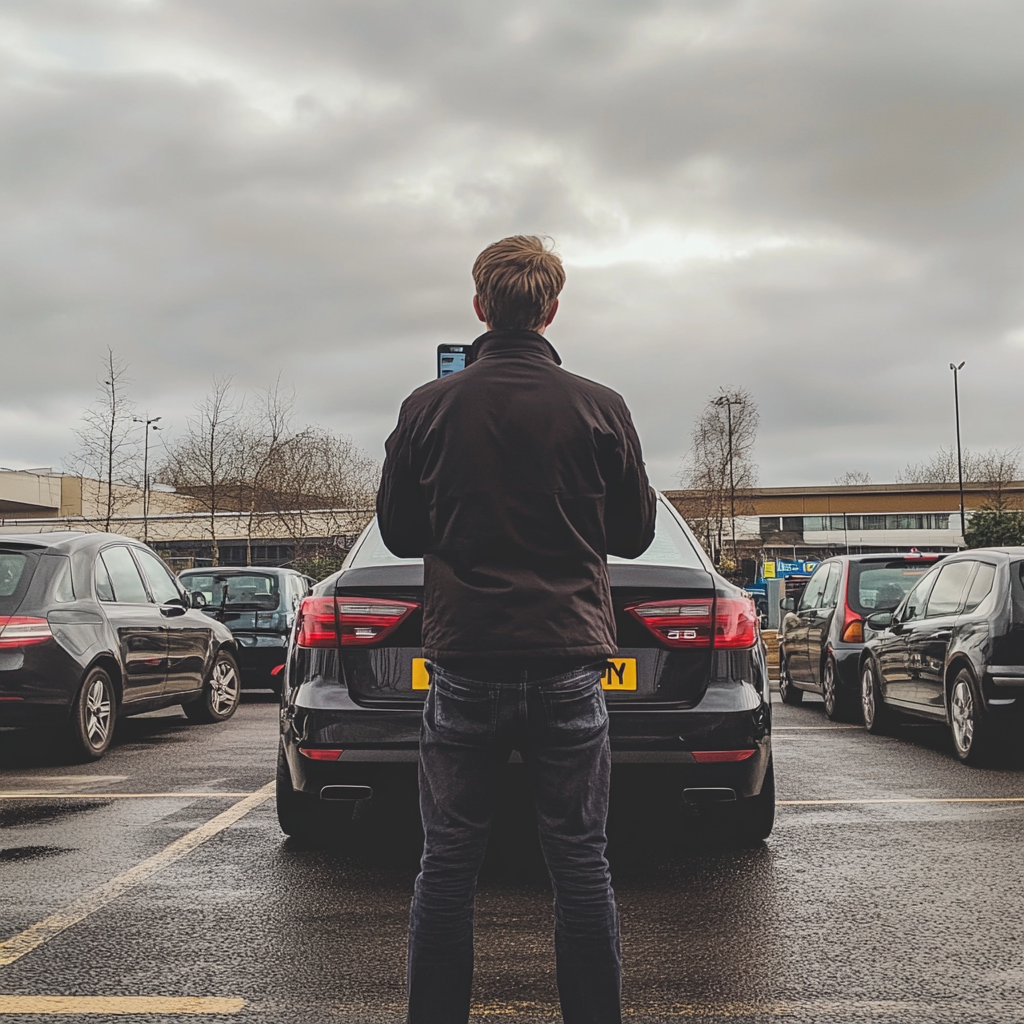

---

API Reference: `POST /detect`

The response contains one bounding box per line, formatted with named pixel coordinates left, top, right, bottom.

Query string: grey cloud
left=3, top=0, right=1024, bottom=488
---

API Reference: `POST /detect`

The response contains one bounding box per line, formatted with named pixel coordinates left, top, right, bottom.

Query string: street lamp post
left=133, top=415, right=161, bottom=544
left=713, top=393, right=740, bottom=567
left=949, top=362, right=966, bottom=540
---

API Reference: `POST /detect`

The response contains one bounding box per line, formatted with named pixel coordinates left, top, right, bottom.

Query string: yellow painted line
left=0, top=996, right=244, bottom=1015
left=779, top=796, right=1024, bottom=806
left=0, top=792, right=254, bottom=800
left=0, top=781, right=274, bottom=968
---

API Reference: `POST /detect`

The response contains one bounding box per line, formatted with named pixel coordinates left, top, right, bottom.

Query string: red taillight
left=270, top=663, right=285, bottom=676
left=295, top=596, right=419, bottom=648
left=692, top=749, right=756, bottom=763
left=841, top=567, right=864, bottom=643
left=0, top=617, right=53, bottom=648
left=626, top=597, right=758, bottom=650
left=299, top=747, right=343, bottom=761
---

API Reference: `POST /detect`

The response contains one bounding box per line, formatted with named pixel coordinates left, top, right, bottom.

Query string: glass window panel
left=798, top=564, right=831, bottom=610
left=862, top=516, right=885, bottom=530
left=926, top=562, right=975, bottom=617
left=53, top=558, right=75, bottom=603
left=849, top=563, right=930, bottom=613
left=963, top=564, right=996, bottom=613
left=94, top=557, right=115, bottom=602
left=803, top=516, right=824, bottom=532
left=135, top=549, right=182, bottom=605
left=0, top=553, right=28, bottom=598
left=901, top=569, right=939, bottom=622
left=100, top=547, right=150, bottom=604
left=846, top=516, right=862, bottom=530
left=821, top=562, right=842, bottom=609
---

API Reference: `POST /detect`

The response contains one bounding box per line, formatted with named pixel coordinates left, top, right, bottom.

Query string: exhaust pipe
left=683, top=787, right=737, bottom=803
left=320, top=785, right=373, bottom=802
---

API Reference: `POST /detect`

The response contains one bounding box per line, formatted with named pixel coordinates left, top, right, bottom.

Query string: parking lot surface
left=2, top=693, right=1024, bottom=1023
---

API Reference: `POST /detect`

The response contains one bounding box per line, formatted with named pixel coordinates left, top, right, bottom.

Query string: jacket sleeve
left=377, top=401, right=432, bottom=558
left=602, top=400, right=657, bottom=559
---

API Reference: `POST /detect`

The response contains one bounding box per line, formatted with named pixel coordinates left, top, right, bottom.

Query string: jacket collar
left=467, top=329, right=562, bottom=367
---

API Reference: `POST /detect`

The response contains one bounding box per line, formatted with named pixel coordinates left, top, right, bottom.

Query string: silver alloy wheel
left=951, top=678, right=974, bottom=754
left=861, top=665, right=875, bottom=727
left=86, top=677, right=112, bottom=749
left=210, top=659, right=240, bottom=716
left=779, top=659, right=790, bottom=696
left=823, top=659, right=836, bottom=714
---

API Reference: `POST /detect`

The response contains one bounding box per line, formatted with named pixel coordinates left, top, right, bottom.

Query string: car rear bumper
left=281, top=682, right=772, bottom=801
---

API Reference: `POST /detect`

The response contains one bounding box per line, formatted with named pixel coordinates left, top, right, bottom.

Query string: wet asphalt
left=2, top=691, right=1024, bottom=1024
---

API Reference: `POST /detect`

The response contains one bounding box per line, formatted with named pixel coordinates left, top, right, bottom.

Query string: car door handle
left=933, top=631, right=953, bottom=641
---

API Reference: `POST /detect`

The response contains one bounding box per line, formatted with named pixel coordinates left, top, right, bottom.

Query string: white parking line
left=0, top=781, right=274, bottom=968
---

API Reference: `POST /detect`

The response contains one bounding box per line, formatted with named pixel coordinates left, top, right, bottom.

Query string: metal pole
left=950, top=362, right=966, bottom=539
left=134, top=415, right=161, bottom=545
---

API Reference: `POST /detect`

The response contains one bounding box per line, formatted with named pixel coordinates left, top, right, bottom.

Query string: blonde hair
left=472, top=235, right=565, bottom=331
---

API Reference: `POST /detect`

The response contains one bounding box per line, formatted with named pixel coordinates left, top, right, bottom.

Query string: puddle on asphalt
left=0, top=845, right=75, bottom=862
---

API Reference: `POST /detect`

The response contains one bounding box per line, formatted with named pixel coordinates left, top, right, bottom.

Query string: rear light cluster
left=0, top=616, right=53, bottom=648
left=295, top=596, right=419, bottom=649
left=841, top=564, right=864, bottom=643
left=299, top=747, right=343, bottom=761
left=626, top=597, right=758, bottom=649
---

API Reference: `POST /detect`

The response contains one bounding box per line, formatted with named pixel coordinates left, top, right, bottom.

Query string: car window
left=798, top=564, right=831, bottom=611
left=52, top=557, right=75, bottom=603
left=925, top=562, right=975, bottom=618
left=94, top=557, right=115, bottom=602
left=820, top=563, right=841, bottom=609
left=0, top=551, right=37, bottom=615
left=100, top=547, right=150, bottom=604
left=848, top=560, right=934, bottom=614
left=135, top=549, right=182, bottom=606
left=179, top=572, right=280, bottom=610
left=962, top=563, right=996, bottom=613
left=348, top=501, right=706, bottom=571
left=900, top=568, right=939, bottom=622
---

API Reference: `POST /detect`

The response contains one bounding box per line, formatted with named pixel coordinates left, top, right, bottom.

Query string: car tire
left=861, top=659, right=889, bottom=734
left=275, top=745, right=353, bottom=842
left=727, top=756, right=776, bottom=846
left=949, top=668, right=993, bottom=766
left=182, top=650, right=241, bottom=724
left=778, top=654, right=803, bottom=705
left=67, top=667, right=116, bottom=762
left=822, top=656, right=857, bottom=722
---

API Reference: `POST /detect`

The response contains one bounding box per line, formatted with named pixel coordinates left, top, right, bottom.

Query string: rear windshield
left=347, top=501, right=705, bottom=571
left=0, top=550, right=38, bottom=615
left=179, top=573, right=281, bottom=610
left=848, top=560, right=936, bottom=614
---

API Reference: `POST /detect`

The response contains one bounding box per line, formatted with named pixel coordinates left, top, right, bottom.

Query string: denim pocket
left=430, top=672, right=495, bottom=738
left=539, top=676, right=608, bottom=735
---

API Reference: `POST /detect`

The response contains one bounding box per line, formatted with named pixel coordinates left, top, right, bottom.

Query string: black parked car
left=276, top=495, right=774, bottom=844
left=778, top=552, right=943, bottom=720
left=0, top=532, right=240, bottom=761
left=177, top=567, right=312, bottom=694
left=860, top=548, right=1024, bottom=764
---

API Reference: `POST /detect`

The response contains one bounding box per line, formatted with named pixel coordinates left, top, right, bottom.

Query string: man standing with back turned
left=377, top=235, right=657, bottom=1024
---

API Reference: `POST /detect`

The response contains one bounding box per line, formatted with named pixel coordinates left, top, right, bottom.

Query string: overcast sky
left=4, top=0, right=1024, bottom=489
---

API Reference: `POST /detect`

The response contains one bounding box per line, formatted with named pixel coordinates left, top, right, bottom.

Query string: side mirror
left=865, top=610, right=893, bottom=631
left=190, top=592, right=208, bottom=609
left=781, top=597, right=795, bottom=612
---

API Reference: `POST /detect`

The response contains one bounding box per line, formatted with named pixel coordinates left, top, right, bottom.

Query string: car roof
left=820, top=552, right=948, bottom=564
left=0, top=530, right=145, bottom=553
left=177, top=566, right=301, bottom=576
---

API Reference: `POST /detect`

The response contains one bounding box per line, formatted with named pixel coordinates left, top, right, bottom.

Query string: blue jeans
left=407, top=663, right=621, bottom=1024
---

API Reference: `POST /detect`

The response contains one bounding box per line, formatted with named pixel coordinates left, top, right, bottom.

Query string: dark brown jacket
left=377, top=329, right=656, bottom=660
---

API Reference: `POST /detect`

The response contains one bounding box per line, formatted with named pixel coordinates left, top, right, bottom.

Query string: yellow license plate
left=602, top=658, right=637, bottom=690
left=412, top=658, right=431, bottom=690
left=412, top=658, right=637, bottom=691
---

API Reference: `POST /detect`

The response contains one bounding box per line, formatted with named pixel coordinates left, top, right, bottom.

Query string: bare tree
left=158, top=377, right=239, bottom=565
left=897, top=446, right=1020, bottom=490
left=678, top=388, right=759, bottom=567
left=834, top=470, right=872, bottom=485
left=65, top=348, right=138, bottom=531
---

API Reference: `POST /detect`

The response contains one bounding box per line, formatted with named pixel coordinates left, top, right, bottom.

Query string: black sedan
left=276, top=495, right=774, bottom=844
left=778, top=552, right=943, bottom=720
left=860, top=547, right=1024, bottom=763
left=0, top=532, right=240, bottom=761
left=178, top=567, right=312, bottom=694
